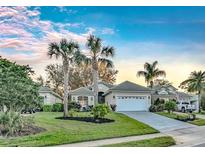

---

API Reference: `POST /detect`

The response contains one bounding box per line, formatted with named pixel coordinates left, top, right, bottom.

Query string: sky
left=1, top=6, right=205, bottom=88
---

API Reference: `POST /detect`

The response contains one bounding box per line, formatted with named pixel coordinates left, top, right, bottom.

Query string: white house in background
left=104, top=81, right=152, bottom=112
left=39, top=86, right=63, bottom=105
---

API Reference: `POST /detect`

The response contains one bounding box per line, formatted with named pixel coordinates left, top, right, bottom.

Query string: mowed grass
left=0, top=112, right=158, bottom=147
left=156, top=112, right=205, bottom=126
left=102, top=136, right=175, bottom=147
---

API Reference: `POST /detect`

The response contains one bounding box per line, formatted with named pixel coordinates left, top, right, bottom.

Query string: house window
left=72, top=97, right=75, bottom=101
left=113, top=96, right=115, bottom=99
left=148, top=96, right=150, bottom=99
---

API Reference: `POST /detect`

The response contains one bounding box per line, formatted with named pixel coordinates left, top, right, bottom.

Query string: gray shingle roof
left=177, top=92, right=192, bottom=98
left=70, top=87, right=94, bottom=96
left=39, top=86, right=62, bottom=99
left=109, top=81, right=151, bottom=92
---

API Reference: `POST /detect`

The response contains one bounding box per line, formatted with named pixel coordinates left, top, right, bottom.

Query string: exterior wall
left=40, top=92, right=62, bottom=105
left=71, top=95, right=94, bottom=106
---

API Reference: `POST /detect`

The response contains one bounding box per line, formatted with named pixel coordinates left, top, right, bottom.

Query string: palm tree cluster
left=48, top=35, right=115, bottom=117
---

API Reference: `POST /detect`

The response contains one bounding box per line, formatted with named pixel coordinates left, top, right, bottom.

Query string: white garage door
left=116, top=96, right=149, bottom=111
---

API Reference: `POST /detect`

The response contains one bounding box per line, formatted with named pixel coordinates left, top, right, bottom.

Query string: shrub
left=91, top=104, right=110, bottom=119
left=43, top=105, right=53, bottom=112
left=0, top=111, right=34, bottom=137
left=68, top=101, right=81, bottom=111
left=68, top=109, right=77, bottom=117
left=52, top=103, right=63, bottom=112
left=149, top=105, right=157, bottom=112
left=110, top=104, right=117, bottom=111
left=154, top=99, right=165, bottom=106
left=156, top=104, right=165, bottom=112
left=164, top=100, right=176, bottom=113
left=176, top=114, right=189, bottom=121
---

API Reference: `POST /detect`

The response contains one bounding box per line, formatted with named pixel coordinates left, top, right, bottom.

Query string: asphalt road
left=194, top=143, right=205, bottom=147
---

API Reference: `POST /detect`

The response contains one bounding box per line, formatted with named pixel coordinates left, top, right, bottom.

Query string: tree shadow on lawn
left=55, top=116, right=115, bottom=124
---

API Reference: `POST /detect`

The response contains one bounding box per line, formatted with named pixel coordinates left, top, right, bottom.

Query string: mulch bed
left=0, top=125, right=46, bottom=137
left=55, top=116, right=115, bottom=124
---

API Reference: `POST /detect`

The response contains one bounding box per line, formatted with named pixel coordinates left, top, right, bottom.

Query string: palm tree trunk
left=63, top=60, right=69, bottom=117
left=92, top=60, right=99, bottom=106
left=198, top=91, right=201, bottom=113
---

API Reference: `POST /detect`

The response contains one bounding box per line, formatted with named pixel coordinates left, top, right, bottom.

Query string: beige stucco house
left=39, top=86, right=63, bottom=105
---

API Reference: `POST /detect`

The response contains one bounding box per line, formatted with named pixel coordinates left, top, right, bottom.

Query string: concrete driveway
left=121, top=111, right=196, bottom=132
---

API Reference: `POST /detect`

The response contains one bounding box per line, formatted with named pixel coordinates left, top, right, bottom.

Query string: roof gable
left=70, top=87, right=94, bottom=96
left=110, top=81, right=151, bottom=92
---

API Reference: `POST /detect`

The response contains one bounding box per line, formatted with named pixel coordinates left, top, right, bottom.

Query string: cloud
left=101, top=28, right=115, bottom=35
left=0, top=6, right=95, bottom=78
left=57, top=7, right=77, bottom=14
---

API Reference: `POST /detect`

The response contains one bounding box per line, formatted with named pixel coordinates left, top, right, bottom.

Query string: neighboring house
left=152, top=84, right=199, bottom=111
left=104, top=81, right=152, bottom=112
left=70, top=87, right=95, bottom=107
left=39, top=86, right=63, bottom=105
left=152, top=84, right=178, bottom=103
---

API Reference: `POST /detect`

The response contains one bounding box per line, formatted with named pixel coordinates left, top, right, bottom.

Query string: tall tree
left=48, top=38, right=84, bottom=117
left=98, top=61, right=118, bottom=84
left=179, top=71, right=205, bottom=111
left=137, top=61, right=166, bottom=88
left=45, top=64, right=63, bottom=96
left=86, top=35, right=115, bottom=104
left=0, top=57, right=42, bottom=112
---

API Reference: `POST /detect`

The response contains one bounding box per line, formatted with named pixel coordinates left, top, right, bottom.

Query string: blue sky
left=1, top=6, right=205, bottom=87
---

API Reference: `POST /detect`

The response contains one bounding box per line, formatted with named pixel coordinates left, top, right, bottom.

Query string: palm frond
left=98, top=58, right=113, bottom=68
left=154, top=69, right=166, bottom=78
left=101, top=46, right=115, bottom=57
left=137, top=71, right=147, bottom=77
left=48, top=42, right=61, bottom=59
left=152, top=61, right=158, bottom=69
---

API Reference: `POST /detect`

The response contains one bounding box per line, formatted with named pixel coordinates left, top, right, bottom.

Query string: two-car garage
left=116, top=95, right=151, bottom=111
left=105, top=81, right=152, bottom=112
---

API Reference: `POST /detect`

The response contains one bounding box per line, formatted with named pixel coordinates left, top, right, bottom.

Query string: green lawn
left=0, top=112, right=158, bottom=147
left=102, top=136, right=175, bottom=147
left=156, top=112, right=205, bottom=126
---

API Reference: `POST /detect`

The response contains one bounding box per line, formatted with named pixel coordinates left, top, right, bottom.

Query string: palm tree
left=85, top=35, right=115, bottom=105
left=137, top=61, right=166, bottom=88
left=179, top=71, right=205, bottom=111
left=48, top=38, right=84, bottom=117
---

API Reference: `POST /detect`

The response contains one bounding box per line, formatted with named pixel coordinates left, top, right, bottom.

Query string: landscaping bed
left=0, top=112, right=158, bottom=147
left=102, top=136, right=175, bottom=147
left=56, top=116, right=114, bottom=124
left=156, top=112, right=205, bottom=126
left=1, top=125, right=46, bottom=137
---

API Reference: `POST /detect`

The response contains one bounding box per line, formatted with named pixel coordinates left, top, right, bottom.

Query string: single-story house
left=104, top=81, right=152, bottom=112
left=70, top=87, right=95, bottom=107
left=39, top=86, right=63, bottom=105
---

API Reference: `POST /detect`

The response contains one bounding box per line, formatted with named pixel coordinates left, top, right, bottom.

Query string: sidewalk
left=56, top=133, right=165, bottom=147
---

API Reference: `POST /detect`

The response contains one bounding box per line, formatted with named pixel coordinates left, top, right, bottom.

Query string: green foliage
left=149, top=99, right=165, bottom=112
left=68, top=109, right=77, bottom=117
left=0, top=111, right=34, bottom=137
left=164, top=100, right=176, bottom=113
left=52, top=103, right=63, bottom=112
left=91, top=104, right=110, bottom=119
left=68, top=101, right=81, bottom=111
left=43, top=105, right=53, bottom=112
left=0, top=57, right=43, bottom=112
